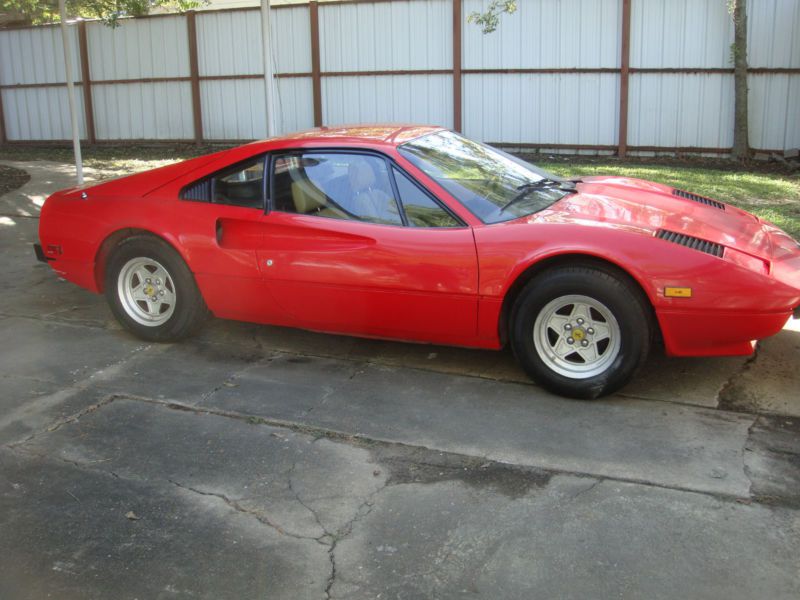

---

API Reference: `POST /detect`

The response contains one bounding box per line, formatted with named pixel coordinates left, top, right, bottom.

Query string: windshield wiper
left=499, top=179, right=576, bottom=213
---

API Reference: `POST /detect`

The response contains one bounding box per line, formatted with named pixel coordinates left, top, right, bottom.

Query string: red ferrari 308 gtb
left=36, top=126, right=800, bottom=398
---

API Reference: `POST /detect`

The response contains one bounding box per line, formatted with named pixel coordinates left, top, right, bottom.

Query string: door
left=166, top=154, right=283, bottom=323
left=256, top=151, right=480, bottom=345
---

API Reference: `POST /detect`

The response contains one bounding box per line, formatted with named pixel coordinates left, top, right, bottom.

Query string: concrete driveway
left=1, top=161, right=799, bottom=599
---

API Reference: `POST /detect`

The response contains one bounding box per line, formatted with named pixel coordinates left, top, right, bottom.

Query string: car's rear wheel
left=105, top=236, right=207, bottom=342
left=511, top=266, right=651, bottom=399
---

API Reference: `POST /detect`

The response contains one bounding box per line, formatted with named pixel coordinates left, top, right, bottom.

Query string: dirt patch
left=0, top=164, right=31, bottom=197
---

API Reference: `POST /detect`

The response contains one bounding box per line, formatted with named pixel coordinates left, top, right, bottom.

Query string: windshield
left=399, top=130, right=574, bottom=224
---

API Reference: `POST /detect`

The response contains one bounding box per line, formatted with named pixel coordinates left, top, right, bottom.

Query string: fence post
left=453, top=0, right=462, bottom=132
left=186, top=10, right=203, bottom=144
left=309, top=1, right=323, bottom=127
left=77, top=20, right=96, bottom=144
left=0, top=86, right=6, bottom=144
left=618, top=0, right=631, bottom=157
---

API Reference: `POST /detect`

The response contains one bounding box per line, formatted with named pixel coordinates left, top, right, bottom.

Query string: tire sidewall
left=511, top=268, right=650, bottom=399
left=104, top=236, right=205, bottom=342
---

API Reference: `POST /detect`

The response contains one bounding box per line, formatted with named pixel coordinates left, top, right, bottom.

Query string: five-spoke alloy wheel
left=511, top=265, right=651, bottom=399
left=105, top=235, right=207, bottom=342
left=117, top=257, right=177, bottom=327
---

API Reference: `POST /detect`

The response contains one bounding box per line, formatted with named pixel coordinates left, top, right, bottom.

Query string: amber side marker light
left=664, top=287, right=692, bottom=298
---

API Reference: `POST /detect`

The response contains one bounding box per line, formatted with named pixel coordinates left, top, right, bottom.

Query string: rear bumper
left=33, top=243, right=53, bottom=263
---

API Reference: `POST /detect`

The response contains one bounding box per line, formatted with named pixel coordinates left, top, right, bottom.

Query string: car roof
left=248, top=124, right=445, bottom=150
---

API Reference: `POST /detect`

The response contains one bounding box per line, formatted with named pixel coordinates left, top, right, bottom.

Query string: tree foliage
left=1, top=0, right=204, bottom=26
left=466, top=0, right=516, bottom=34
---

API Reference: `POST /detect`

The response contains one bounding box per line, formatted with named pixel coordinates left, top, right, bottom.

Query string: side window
left=272, top=153, right=403, bottom=226
left=212, top=157, right=265, bottom=209
left=392, top=168, right=461, bottom=228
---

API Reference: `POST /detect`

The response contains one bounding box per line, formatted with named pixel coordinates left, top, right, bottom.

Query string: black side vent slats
left=656, top=229, right=724, bottom=258
left=180, top=179, right=213, bottom=202
left=672, top=188, right=725, bottom=210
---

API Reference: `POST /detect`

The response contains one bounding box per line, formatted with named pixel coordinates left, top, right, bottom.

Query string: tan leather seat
left=291, top=179, right=326, bottom=214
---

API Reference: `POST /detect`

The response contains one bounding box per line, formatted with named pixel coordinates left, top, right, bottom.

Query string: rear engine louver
left=672, top=188, right=725, bottom=210
left=656, top=230, right=724, bottom=257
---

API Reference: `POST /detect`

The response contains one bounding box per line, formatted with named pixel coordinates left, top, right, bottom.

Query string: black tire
left=104, top=235, right=208, bottom=342
left=510, top=265, right=651, bottom=399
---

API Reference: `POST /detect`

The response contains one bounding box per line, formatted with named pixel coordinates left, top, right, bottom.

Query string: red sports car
left=36, top=126, right=800, bottom=398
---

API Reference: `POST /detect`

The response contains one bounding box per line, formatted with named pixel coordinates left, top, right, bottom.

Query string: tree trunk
left=732, top=0, right=750, bottom=160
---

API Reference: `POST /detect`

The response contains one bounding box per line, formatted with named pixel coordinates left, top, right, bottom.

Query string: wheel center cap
left=572, top=328, right=586, bottom=342
left=144, top=284, right=155, bottom=296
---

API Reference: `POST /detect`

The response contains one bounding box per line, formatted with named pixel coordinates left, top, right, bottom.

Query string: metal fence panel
left=319, top=0, right=451, bottom=71
left=272, top=5, right=312, bottom=74
left=1, top=86, right=86, bottom=140
left=631, top=0, right=733, bottom=69
left=197, top=9, right=263, bottom=76
left=0, top=0, right=797, bottom=151
left=87, top=16, right=189, bottom=80
left=200, top=78, right=266, bottom=140
left=749, top=74, right=800, bottom=151
left=93, top=81, right=194, bottom=140
left=463, top=73, right=619, bottom=146
left=276, top=77, right=315, bottom=133
left=462, top=0, right=621, bottom=70
left=748, top=0, right=800, bottom=68
left=0, top=24, right=83, bottom=140
left=628, top=73, right=735, bottom=149
left=323, top=74, right=452, bottom=127
left=0, top=25, right=80, bottom=85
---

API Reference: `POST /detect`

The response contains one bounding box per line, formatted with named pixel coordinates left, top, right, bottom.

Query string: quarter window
left=212, top=157, right=265, bottom=209
left=180, top=155, right=266, bottom=209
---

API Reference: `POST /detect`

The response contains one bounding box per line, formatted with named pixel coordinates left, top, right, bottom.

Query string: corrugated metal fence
left=0, top=0, right=798, bottom=155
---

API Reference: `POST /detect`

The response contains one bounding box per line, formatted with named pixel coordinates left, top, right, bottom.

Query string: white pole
left=59, top=1, right=84, bottom=185
left=261, top=0, right=277, bottom=137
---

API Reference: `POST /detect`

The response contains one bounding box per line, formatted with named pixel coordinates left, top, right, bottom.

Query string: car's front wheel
left=511, top=265, right=652, bottom=399
left=105, top=235, right=208, bottom=342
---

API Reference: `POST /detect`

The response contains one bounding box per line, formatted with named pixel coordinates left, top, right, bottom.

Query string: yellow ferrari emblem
left=572, top=328, right=585, bottom=341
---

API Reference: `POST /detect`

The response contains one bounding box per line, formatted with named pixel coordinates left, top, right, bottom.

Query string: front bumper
left=657, top=309, right=790, bottom=357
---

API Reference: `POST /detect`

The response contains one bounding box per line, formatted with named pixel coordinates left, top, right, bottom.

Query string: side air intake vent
left=672, top=188, right=725, bottom=210
left=656, top=230, right=724, bottom=257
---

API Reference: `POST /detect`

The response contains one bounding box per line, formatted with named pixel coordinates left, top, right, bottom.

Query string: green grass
left=1, top=144, right=798, bottom=238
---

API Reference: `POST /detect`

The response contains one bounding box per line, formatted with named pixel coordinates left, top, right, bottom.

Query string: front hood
left=533, top=176, right=778, bottom=259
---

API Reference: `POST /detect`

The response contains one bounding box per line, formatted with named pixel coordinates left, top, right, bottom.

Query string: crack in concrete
left=196, top=357, right=275, bottom=405
left=286, top=451, right=388, bottom=600
left=167, top=479, right=296, bottom=538
left=0, top=311, right=109, bottom=330
left=568, top=478, right=602, bottom=500
left=741, top=414, right=761, bottom=499
left=11, top=392, right=772, bottom=511
left=0, top=340, right=154, bottom=445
